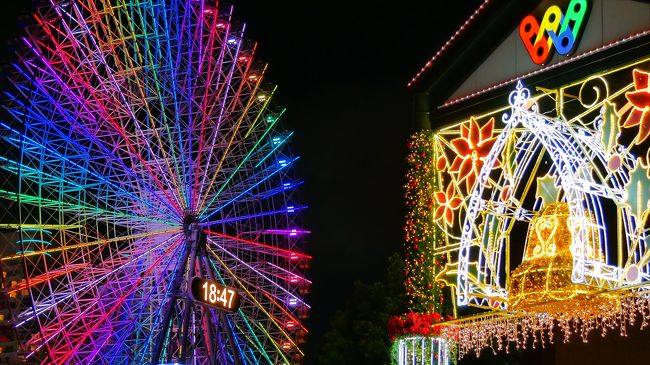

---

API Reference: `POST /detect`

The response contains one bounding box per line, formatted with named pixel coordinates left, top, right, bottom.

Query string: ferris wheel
left=0, top=1, right=310, bottom=364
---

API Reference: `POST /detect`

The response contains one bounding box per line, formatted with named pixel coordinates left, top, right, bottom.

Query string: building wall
left=448, top=0, right=650, bottom=101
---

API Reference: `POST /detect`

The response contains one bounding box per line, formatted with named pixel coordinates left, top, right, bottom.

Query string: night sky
left=230, top=0, right=483, bottom=347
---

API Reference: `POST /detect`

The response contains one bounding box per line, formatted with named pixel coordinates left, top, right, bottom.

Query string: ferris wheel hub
left=182, top=211, right=198, bottom=227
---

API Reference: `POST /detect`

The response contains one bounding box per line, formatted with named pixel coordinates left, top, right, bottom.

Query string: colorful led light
left=519, top=0, right=590, bottom=64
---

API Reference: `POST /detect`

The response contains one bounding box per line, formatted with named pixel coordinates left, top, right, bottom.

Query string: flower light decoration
left=434, top=183, right=462, bottom=227
left=448, top=117, right=499, bottom=192
left=624, top=69, right=650, bottom=143
left=399, top=60, right=650, bottom=363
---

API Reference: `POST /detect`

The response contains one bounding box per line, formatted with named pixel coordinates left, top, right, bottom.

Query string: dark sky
left=0, top=0, right=483, bottom=362
left=230, top=0, right=483, bottom=352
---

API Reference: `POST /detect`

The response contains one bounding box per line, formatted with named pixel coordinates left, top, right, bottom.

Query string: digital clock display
left=190, top=277, right=240, bottom=312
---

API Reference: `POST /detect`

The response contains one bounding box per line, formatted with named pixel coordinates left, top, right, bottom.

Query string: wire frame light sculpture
left=0, top=1, right=310, bottom=364
left=395, top=337, right=450, bottom=365
left=428, top=57, right=650, bottom=357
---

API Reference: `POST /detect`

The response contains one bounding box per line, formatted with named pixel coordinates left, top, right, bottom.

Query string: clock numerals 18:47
left=190, top=277, right=241, bottom=312
left=201, top=281, right=236, bottom=308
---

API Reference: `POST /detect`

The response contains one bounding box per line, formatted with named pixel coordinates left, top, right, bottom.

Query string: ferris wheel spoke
left=4, top=63, right=181, bottom=221
left=132, top=245, right=190, bottom=364
left=204, top=245, right=303, bottom=360
left=236, top=310, right=279, bottom=363
left=23, top=238, right=183, bottom=363
left=253, top=129, right=292, bottom=169
left=50, top=234, right=184, bottom=363
left=197, top=112, right=288, bottom=217
left=1, top=228, right=180, bottom=263
left=2, top=81, right=179, bottom=222
left=0, top=188, right=173, bottom=226
left=203, top=230, right=310, bottom=261
left=200, top=156, right=299, bottom=222
left=151, top=0, right=194, bottom=210
left=191, top=11, right=258, bottom=215
left=199, top=256, right=275, bottom=364
left=194, top=67, right=270, bottom=214
left=202, top=204, right=306, bottom=226
left=109, top=6, right=188, bottom=207
left=201, top=257, right=287, bottom=364
left=69, top=3, right=190, bottom=215
left=206, top=239, right=306, bottom=319
left=33, top=8, right=185, bottom=215
left=16, top=231, right=183, bottom=331
left=233, top=180, right=304, bottom=205
left=90, top=241, right=187, bottom=364
left=180, top=0, right=207, bottom=211
left=82, top=0, right=191, bottom=211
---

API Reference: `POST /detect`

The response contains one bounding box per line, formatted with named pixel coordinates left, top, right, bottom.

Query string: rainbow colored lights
left=0, top=1, right=309, bottom=364
left=519, top=0, right=591, bottom=64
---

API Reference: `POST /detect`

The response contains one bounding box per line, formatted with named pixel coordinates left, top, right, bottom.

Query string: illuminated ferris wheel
left=0, top=1, right=310, bottom=364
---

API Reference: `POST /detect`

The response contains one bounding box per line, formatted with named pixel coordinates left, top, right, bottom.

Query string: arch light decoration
left=456, top=80, right=648, bottom=308
left=429, top=58, right=650, bottom=355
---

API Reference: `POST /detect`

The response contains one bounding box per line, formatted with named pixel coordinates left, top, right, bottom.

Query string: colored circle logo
left=519, top=0, right=591, bottom=65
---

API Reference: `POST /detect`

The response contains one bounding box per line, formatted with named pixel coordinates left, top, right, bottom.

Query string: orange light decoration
left=399, top=65, right=650, bottom=364
left=448, top=117, right=498, bottom=191
left=434, top=183, right=462, bottom=227
left=624, top=69, right=650, bottom=143
left=438, top=200, right=650, bottom=358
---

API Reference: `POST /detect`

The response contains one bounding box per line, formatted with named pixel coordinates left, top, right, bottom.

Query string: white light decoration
left=456, top=80, right=648, bottom=309
left=397, top=337, right=450, bottom=365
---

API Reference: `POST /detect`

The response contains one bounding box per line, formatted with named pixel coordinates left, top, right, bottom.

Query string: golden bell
left=508, top=202, right=614, bottom=316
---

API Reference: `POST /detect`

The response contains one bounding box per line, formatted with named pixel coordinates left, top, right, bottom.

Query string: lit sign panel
left=519, top=0, right=590, bottom=65
left=190, top=277, right=241, bottom=312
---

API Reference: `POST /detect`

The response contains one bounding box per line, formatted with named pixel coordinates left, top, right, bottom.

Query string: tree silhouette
left=318, top=253, right=406, bottom=365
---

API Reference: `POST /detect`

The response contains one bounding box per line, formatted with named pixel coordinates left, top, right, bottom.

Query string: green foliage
left=625, top=158, right=650, bottom=224
left=600, top=101, right=620, bottom=154
left=317, top=253, right=406, bottom=365
left=404, top=130, right=445, bottom=314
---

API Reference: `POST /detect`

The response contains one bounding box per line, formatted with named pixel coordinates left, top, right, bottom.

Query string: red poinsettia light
left=434, top=183, right=462, bottom=227
left=449, top=117, right=498, bottom=191
left=387, top=311, right=445, bottom=340
left=624, top=69, right=650, bottom=144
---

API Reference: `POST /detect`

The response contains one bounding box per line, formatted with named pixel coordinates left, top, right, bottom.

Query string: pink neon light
left=203, top=229, right=312, bottom=259
left=33, top=14, right=185, bottom=216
